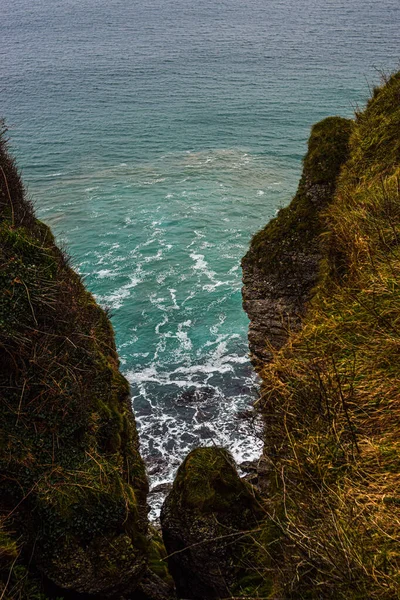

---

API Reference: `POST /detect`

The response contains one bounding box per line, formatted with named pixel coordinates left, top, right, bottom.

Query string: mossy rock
left=247, top=116, right=353, bottom=275
left=0, top=127, right=157, bottom=598
left=161, top=448, right=276, bottom=599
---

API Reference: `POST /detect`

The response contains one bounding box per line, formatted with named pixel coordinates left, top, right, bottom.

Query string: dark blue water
left=2, top=0, right=399, bottom=514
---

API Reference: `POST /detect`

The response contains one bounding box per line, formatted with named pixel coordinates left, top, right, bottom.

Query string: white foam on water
left=144, top=248, right=164, bottom=263
left=190, top=252, right=218, bottom=282
left=182, top=290, right=195, bottom=305
left=209, top=314, right=226, bottom=335
left=155, top=314, right=169, bottom=334
left=99, top=274, right=142, bottom=309
left=168, top=288, right=180, bottom=310
left=203, top=280, right=226, bottom=292
left=142, top=177, right=166, bottom=185
left=156, top=266, right=176, bottom=285
left=73, top=147, right=277, bottom=521
left=176, top=327, right=192, bottom=352
left=149, top=293, right=168, bottom=312
left=96, top=268, right=116, bottom=279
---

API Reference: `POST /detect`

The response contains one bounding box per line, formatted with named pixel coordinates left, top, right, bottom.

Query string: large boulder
left=161, top=447, right=271, bottom=599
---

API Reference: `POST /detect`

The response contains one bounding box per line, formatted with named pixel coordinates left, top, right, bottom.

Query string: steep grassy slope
left=0, top=127, right=161, bottom=598
left=250, top=72, right=400, bottom=598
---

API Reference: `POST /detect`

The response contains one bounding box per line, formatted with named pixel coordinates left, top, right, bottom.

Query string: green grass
left=247, top=116, right=353, bottom=275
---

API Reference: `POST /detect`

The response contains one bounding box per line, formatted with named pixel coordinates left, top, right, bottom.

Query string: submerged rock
left=160, top=447, right=270, bottom=599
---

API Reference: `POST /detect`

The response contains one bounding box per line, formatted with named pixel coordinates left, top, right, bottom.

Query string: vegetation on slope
left=0, top=126, right=153, bottom=598
left=254, top=72, right=400, bottom=598
left=249, top=116, right=353, bottom=275
left=241, top=115, right=353, bottom=370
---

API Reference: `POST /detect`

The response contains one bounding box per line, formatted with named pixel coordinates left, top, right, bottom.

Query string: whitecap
left=176, top=328, right=192, bottom=351
left=190, top=252, right=217, bottom=282
left=99, top=274, right=142, bottom=309
left=203, top=281, right=226, bottom=292
left=168, top=288, right=180, bottom=310
left=96, top=269, right=115, bottom=279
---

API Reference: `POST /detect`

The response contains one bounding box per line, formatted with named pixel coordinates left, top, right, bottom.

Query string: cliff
left=0, top=128, right=172, bottom=599
left=242, top=116, right=353, bottom=368
left=2, top=70, right=400, bottom=600
left=240, top=72, right=400, bottom=598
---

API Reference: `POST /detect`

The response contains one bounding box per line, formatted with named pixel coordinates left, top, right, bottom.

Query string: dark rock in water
left=176, top=386, right=215, bottom=405
left=196, top=425, right=214, bottom=439
left=150, top=482, right=173, bottom=495
left=147, top=457, right=166, bottom=477
left=160, top=447, right=270, bottom=600
left=239, top=459, right=259, bottom=472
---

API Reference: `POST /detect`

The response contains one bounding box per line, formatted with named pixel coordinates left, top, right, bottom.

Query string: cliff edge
left=241, top=72, right=400, bottom=598
left=0, top=128, right=172, bottom=599
left=242, top=116, right=353, bottom=367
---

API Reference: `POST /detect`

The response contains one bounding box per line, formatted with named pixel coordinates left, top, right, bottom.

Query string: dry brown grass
left=253, top=73, right=400, bottom=599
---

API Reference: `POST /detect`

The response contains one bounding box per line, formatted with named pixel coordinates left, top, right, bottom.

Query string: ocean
left=2, top=0, right=399, bottom=515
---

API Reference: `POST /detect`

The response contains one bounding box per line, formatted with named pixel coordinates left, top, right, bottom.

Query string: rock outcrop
left=161, top=447, right=270, bottom=600
left=242, top=116, right=353, bottom=367
left=239, top=74, right=400, bottom=599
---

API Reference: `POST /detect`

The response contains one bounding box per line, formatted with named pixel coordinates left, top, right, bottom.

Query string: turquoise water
left=2, top=0, right=399, bottom=511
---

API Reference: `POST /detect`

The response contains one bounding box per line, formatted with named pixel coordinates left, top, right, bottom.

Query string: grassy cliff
left=0, top=127, right=161, bottom=598
left=245, top=72, right=400, bottom=598
left=242, top=116, right=353, bottom=368
left=3, top=68, right=400, bottom=600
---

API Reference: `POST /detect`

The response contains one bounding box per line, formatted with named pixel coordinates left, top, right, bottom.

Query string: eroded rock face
left=160, top=448, right=268, bottom=600
left=242, top=180, right=329, bottom=367
left=242, top=117, right=353, bottom=367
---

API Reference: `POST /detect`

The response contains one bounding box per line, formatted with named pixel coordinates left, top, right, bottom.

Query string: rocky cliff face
left=242, top=116, right=353, bottom=368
